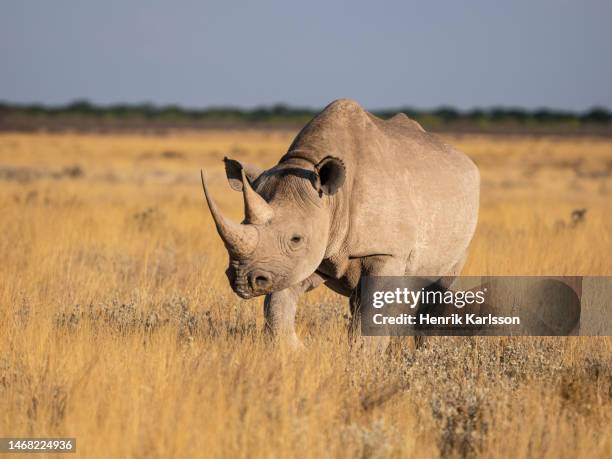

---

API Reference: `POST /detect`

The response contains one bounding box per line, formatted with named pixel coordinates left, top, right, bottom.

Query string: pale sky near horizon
left=1, top=0, right=611, bottom=111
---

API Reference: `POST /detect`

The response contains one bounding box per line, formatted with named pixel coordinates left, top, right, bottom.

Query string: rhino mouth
left=225, top=266, right=247, bottom=297
left=234, top=288, right=255, bottom=300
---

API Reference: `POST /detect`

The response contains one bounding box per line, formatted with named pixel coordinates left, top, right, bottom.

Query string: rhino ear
left=224, top=157, right=264, bottom=192
left=315, top=156, right=346, bottom=195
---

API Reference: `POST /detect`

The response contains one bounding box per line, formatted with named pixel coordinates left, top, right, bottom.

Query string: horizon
left=2, top=98, right=610, bottom=116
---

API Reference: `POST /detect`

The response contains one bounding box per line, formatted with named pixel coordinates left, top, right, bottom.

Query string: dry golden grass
left=0, top=131, right=610, bottom=458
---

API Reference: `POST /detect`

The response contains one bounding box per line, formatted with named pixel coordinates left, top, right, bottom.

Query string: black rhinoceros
left=201, top=99, right=479, bottom=347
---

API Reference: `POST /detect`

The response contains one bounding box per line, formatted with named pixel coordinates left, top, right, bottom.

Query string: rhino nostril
left=250, top=270, right=272, bottom=290
left=255, top=275, right=267, bottom=285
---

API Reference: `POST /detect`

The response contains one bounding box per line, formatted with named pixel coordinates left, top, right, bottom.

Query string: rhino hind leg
left=411, top=251, right=471, bottom=350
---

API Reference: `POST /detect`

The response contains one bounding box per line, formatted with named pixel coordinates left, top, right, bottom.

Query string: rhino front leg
left=349, top=256, right=407, bottom=354
left=263, top=272, right=324, bottom=348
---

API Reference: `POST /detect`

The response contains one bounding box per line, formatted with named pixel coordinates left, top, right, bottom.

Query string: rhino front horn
left=200, top=170, right=258, bottom=257
left=241, top=169, right=274, bottom=225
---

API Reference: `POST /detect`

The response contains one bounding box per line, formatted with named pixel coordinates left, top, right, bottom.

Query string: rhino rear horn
left=241, top=169, right=274, bottom=225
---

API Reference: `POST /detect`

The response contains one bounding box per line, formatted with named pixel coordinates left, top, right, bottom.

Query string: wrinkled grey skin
left=201, top=99, right=480, bottom=348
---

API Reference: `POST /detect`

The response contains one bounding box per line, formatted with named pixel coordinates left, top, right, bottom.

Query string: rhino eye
left=290, top=235, right=303, bottom=244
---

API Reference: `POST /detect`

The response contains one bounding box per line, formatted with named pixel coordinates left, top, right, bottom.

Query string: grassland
left=0, top=131, right=610, bottom=458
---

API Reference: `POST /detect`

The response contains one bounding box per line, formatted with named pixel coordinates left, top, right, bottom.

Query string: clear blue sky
left=1, top=0, right=611, bottom=111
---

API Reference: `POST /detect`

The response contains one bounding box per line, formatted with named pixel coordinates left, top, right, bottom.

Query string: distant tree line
left=1, top=99, right=611, bottom=133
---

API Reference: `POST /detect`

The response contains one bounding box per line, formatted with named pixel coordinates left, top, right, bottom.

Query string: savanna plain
left=0, top=130, right=611, bottom=458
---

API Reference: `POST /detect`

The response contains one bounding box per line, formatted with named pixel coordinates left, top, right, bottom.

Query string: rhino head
left=201, top=156, right=345, bottom=299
